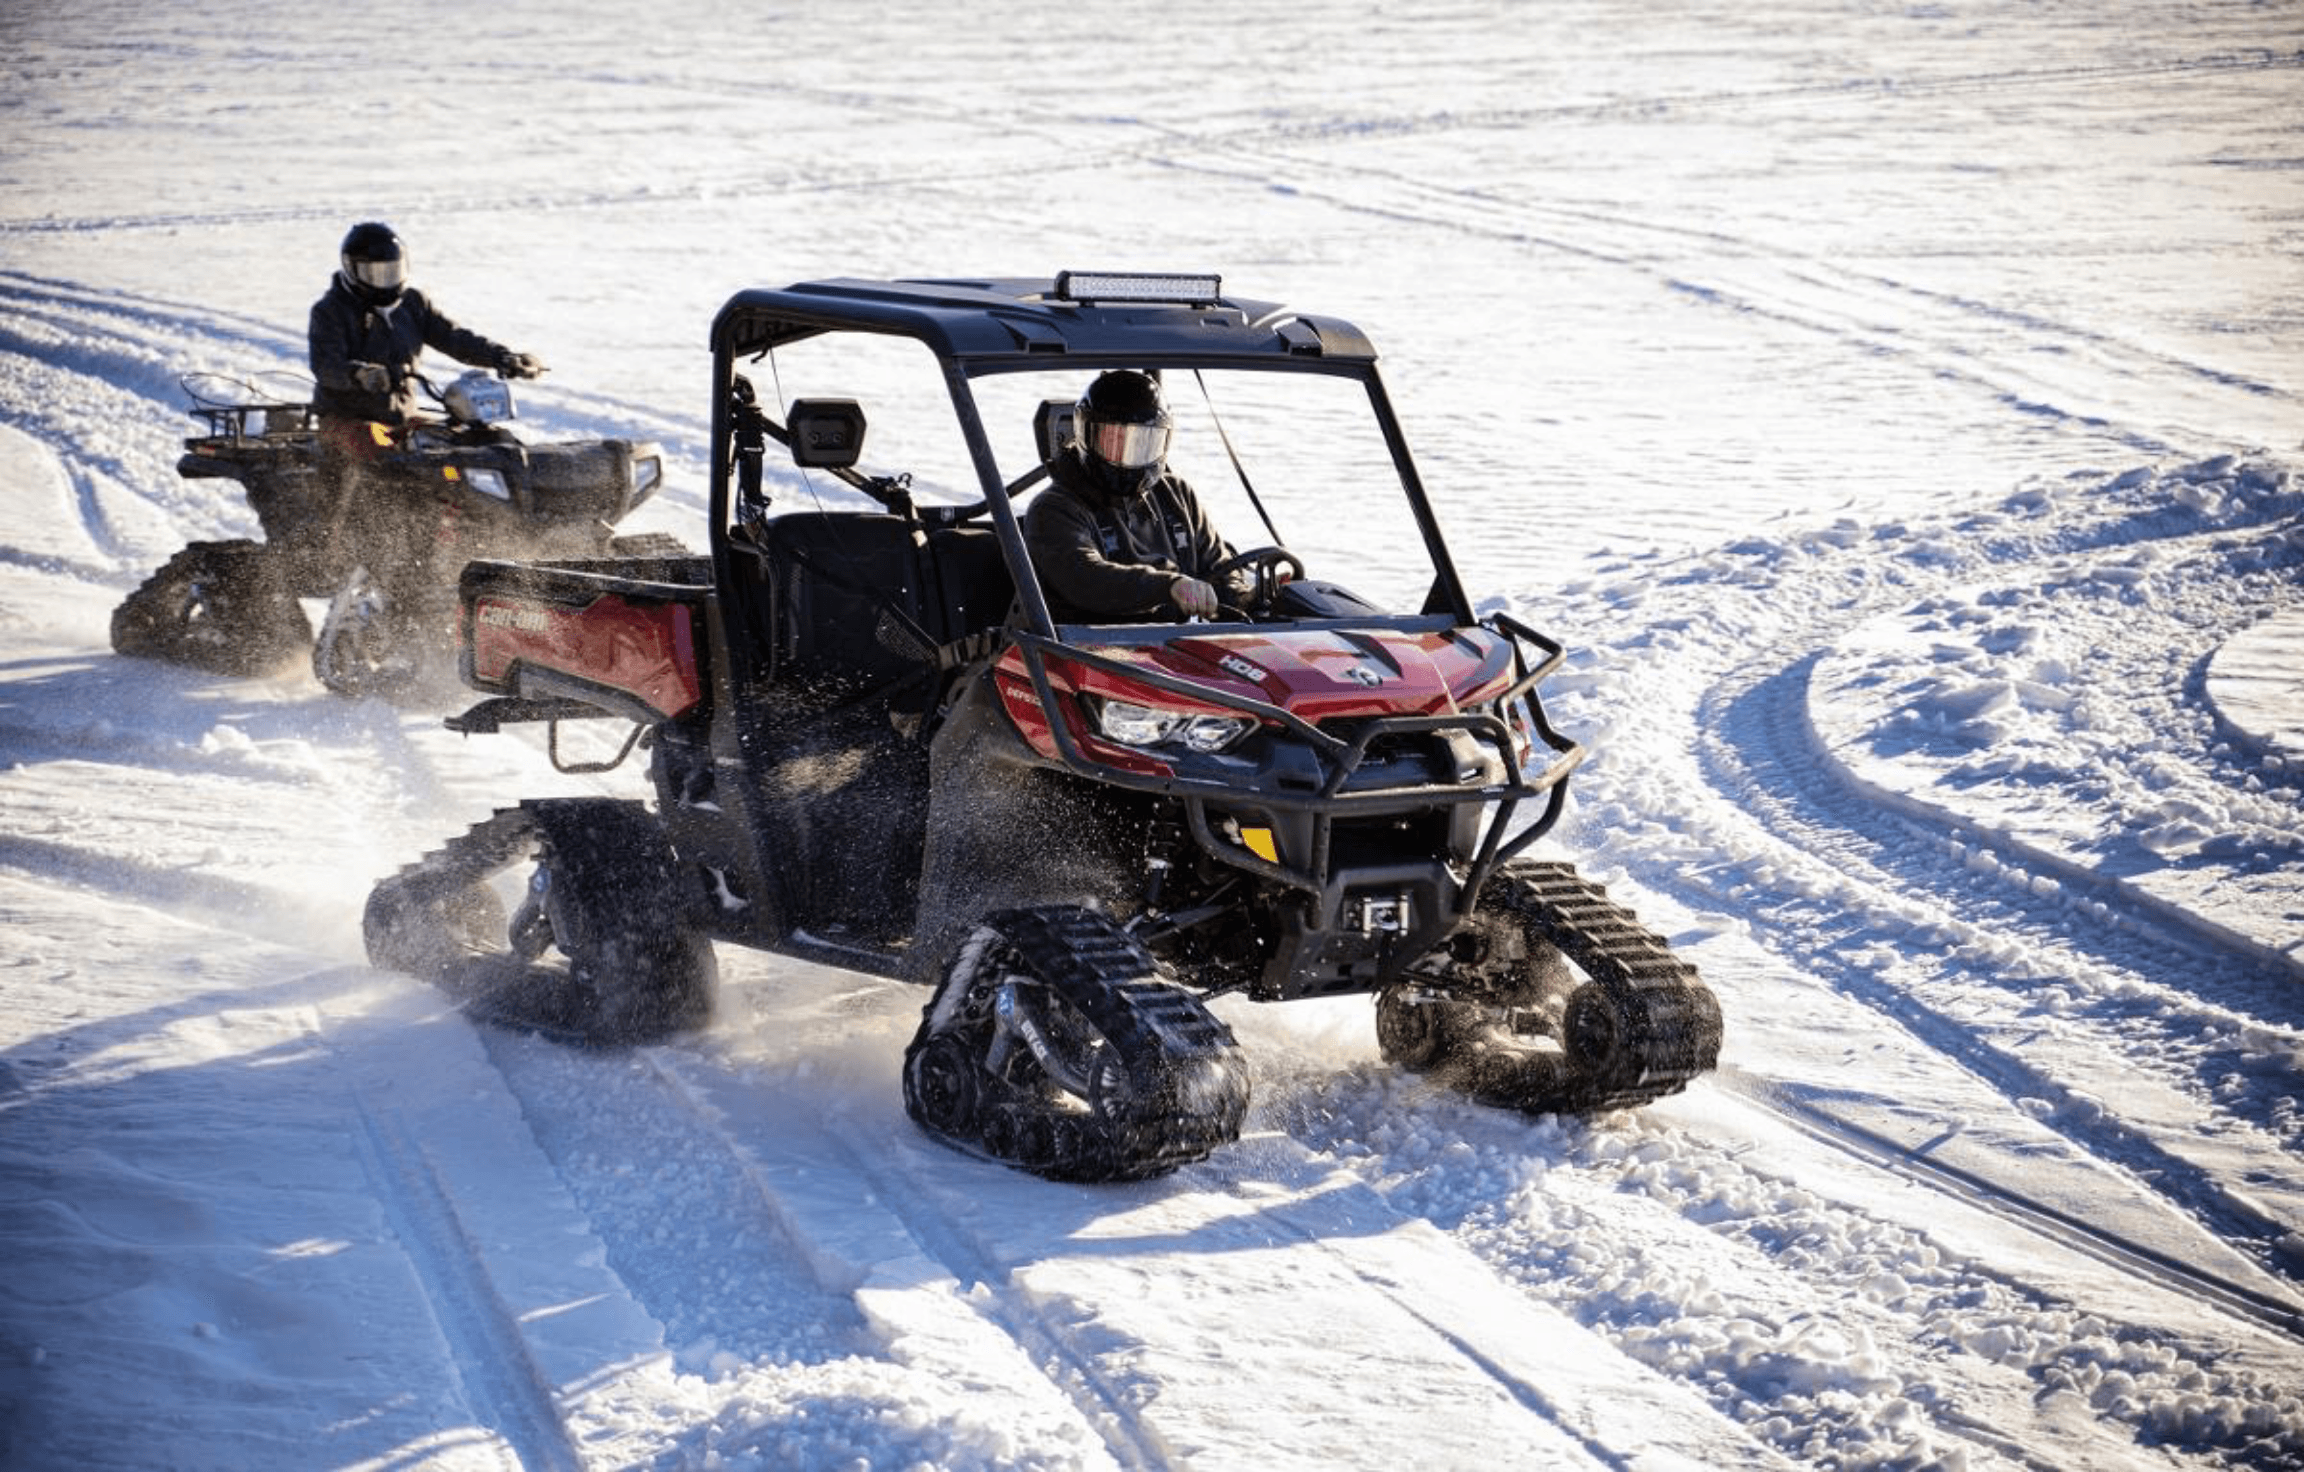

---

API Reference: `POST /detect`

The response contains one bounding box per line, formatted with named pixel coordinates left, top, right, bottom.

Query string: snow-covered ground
left=3, top=2, right=2301, bottom=1468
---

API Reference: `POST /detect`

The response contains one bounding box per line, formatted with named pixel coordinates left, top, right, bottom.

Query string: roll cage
left=708, top=274, right=1463, bottom=634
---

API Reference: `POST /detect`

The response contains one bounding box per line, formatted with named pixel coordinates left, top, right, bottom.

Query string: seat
left=755, top=512, right=930, bottom=701
left=921, top=524, right=1014, bottom=643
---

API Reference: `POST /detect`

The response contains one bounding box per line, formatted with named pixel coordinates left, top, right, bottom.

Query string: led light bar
left=1053, top=271, right=1223, bottom=306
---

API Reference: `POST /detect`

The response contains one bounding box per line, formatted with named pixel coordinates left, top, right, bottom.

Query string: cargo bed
left=456, top=553, right=714, bottom=728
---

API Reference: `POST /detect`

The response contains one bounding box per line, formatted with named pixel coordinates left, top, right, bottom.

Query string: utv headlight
left=631, top=454, right=663, bottom=503
left=1089, top=697, right=1250, bottom=753
left=465, top=466, right=512, bottom=501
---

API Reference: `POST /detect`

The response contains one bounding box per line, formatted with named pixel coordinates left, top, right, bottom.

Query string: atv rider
left=306, top=221, right=548, bottom=561
left=1023, top=369, right=1256, bottom=623
left=309, top=221, right=546, bottom=435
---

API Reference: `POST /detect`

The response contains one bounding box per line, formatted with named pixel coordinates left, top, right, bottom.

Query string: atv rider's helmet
left=1074, top=369, right=1172, bottom=501
left=339, top=221, right=409, bottom=308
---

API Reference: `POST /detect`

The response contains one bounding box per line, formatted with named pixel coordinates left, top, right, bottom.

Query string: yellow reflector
left=443, top=465, right=460, bottom=481
left=366, top=422, right=393, bottom=447
left=1241, top=827, right=1278, bottom=863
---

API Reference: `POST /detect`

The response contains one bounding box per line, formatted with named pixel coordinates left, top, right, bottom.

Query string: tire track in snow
left=1719, top=1067, right=2304, bottom=1341
left=626, top=1028, right=1788, bottom=1471
left=457, top=1024, right=1149, bottom=1469
left=349, top=1101, right=588, bottom=1472
left=647, top=1039, right=1179, bottom=1472
left=807, top=1138, right=1181, bottom=1472
left=752, top=1024, right=1797, bottom=1472
left=1695, top=649, right=2304, bottom=1266
left=1729, top=634, right=2303, bottom=1039
left=824, top=1129, right=1759, bottom=1471
left=475, top=1036, right=876, bottom=1366
left=1609, top=497, right=2304, bottom=1284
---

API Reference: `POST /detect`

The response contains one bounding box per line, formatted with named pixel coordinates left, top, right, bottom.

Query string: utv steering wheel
left=1207, top=546, right=1306, bottom=614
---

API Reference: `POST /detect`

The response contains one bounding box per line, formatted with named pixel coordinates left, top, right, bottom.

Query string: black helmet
left=1075, top=369, right=1170, bottom=499
left=339, top=221, right=408, bottom=306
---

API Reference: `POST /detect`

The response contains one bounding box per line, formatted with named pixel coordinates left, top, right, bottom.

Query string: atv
left=365, top=271, right=1722, bottom=1181
left=111, top=366, right=674, bottom=700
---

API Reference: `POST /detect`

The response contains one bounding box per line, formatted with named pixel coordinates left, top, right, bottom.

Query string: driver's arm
left=1163, top=479, right=1258, bottom=608
left=1024, top=492, right=1188, bottom=620
left=415, top=293, right=518, bottom=374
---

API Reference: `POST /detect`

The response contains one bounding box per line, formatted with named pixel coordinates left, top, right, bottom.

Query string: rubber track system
left=1419, top=860, right=1722, bottom=1116
left=905, top=906, right=1251, bottom=1183
left=110, top=539, right=312, bottom=675
left=365, top=800, right=713, bottom=1045
left=366, top=805, right=542, bottom=975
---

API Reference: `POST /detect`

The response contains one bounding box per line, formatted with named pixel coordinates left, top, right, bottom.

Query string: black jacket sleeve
left=1022, top=463, right=1254, bottom=622
left=416, top=295, right=513, bottom=371
left=1024, top=487, right=1182, bottom=620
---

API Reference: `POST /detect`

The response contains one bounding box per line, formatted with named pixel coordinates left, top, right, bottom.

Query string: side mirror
left=788, top=398, right=866, bottom=469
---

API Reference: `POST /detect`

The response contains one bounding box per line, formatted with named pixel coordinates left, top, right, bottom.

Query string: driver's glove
left=1169, top=576, right=1220, bottom=619
left=350, top=361, right=392, bottom=394
left=495, top=350, right=548, bottom=380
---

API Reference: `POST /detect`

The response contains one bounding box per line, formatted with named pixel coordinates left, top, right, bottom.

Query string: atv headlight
left=1089, top=698, right=1250, bottom=753
left=465, top=466, right=512, bottom=501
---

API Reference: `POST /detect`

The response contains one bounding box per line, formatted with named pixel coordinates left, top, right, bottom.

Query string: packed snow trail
left=9, top=3, right=2304, bottom=1452
left=7, top=259, right=2304, bottom=1468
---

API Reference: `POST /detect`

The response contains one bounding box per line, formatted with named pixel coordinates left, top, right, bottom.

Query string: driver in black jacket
left=1023, top=370, right=1255, bottom=623
left=308, top=221, right=545, bottom=450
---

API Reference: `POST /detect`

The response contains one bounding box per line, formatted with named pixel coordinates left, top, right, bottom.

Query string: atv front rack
left=179, top=372, right=317, bottom=445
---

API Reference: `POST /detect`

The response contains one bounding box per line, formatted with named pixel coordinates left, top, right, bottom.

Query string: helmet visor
left=1085, top=415, right=1171, bottom=470
left=348, top=255, right=408, bottom=293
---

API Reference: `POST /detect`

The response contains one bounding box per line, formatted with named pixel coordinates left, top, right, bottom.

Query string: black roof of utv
left=703, top=270, right=1468, bottom=643
left=711, top=273, right=1381, bottom=368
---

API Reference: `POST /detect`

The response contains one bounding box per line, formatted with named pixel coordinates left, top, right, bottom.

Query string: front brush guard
left=1009, top=610, right=1585, bottom=914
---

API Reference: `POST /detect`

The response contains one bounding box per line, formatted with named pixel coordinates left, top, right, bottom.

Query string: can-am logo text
left=479, top=603, right=553, bottom=633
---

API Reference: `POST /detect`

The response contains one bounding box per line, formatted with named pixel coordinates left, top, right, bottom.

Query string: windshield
left=737, top=331, right=1450, bottom=619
